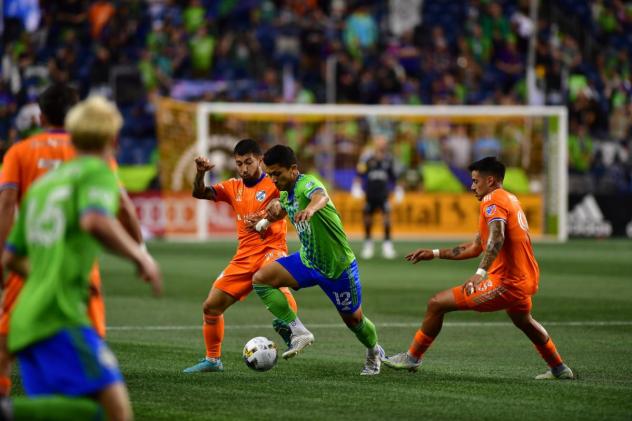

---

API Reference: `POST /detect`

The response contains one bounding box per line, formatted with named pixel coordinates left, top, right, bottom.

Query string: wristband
left=432, top=249, right=440, bottom=258
left=255, top=218, right=270, bottom=232
left=475, top=268, right=487, bottom=278
left=139, top=243, right=147, bottom=252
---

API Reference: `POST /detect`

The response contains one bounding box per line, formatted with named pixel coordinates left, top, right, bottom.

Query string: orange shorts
left=0, top=264, right=106, bottom=337
left=213, top=249, right=287, bottom=300
left=451, top=276, right=532, bottom=313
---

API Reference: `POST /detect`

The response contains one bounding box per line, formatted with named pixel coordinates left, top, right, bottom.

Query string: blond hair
left=65, top=96, right=123, bottom=152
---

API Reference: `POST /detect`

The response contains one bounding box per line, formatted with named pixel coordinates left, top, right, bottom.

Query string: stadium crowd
left=1, top=0, right=632, bottom=193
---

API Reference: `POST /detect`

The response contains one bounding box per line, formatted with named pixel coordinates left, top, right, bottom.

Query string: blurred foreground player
left=0, top=83, right=143, bottom=397
left=1, top=96, right=162, bottom=420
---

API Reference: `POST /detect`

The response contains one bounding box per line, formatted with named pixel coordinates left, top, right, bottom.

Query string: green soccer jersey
left=280, top=174, right=355, bottom=278
left=6, top=156, right=120, bottom=352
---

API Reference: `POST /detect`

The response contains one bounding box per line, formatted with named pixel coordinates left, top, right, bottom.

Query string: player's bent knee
left=507, top=311, right=532, bottom=328
left=252, top=269, right=272, bottom=286
left=253, top=266, right=283, bottom=287
left=426, top=293, right=451, bottom=314
left=202, top=302, right=223, bottom=317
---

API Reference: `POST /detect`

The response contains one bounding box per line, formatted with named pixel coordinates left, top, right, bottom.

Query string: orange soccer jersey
left=211, top=175, right=288, bottom=299
left=0, top=130, right=110, bottom=337
left=478, top=188, right=540, bottom=294
left=451, top=188, right=540, bottom=313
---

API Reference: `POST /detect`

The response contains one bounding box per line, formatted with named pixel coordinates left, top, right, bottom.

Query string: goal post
left=156, top=99, right=568, bottom=241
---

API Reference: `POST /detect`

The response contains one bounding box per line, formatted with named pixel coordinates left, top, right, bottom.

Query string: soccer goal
left=155, top=100, right=567, bottom=241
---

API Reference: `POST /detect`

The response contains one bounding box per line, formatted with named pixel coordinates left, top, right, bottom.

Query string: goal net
left=155, top=99, right=567, bottom=241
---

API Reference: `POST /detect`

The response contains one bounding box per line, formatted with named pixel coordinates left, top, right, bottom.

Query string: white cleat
left=361, top=241, right=374, bottom=259
left=382, top=241, right=396, bottom=259
left=282, top=331, right=315, bottom=359
left=382, top=352, right=421, bottom=372
left=360, top=344, right=385, bottom=376
left=535, top=365, right=575, bottom=380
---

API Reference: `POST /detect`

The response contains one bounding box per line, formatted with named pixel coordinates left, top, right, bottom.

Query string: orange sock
left=280, top=287, right=298, bottom=314
left=203, top=314, right=224, bottom=359
left=0, top=376, right=11, bottom=397
left=408, top=329, right=435, bottom=360
left=534, top=337, right=563, bottom=368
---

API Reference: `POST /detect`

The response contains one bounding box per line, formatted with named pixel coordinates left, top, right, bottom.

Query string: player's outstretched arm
left=192, top=156, right=217, bottom=200
left=294, top=190, right=328, bottom=222
left=117, top=188, right=144, bottom=245
left=405, top=234, right=483, bottom=264
left=81, top=212, right=163, bottom=296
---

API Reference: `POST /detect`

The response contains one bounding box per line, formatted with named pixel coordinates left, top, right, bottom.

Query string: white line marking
left=107, top=320, right=632, bottom=331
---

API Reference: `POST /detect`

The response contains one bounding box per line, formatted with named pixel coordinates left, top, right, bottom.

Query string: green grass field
left=14, top=239, right=632, bottom=420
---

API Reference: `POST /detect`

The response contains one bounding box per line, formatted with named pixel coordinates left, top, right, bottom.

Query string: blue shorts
left=277, top=252, right=362, bottom=314
left=17, top=326, right=123, bottom=397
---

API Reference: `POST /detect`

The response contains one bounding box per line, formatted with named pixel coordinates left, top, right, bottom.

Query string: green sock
left=253, top=284, right=297, bottom=324
left=12, top=396, right=104, bottom=420
left=350, top=316, right=378, bottom=348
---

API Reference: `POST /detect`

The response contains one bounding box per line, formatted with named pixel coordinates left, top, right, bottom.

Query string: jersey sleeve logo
left=485, top=204, right=496, bottom=216
left=305, top=181, right=314, bottom=189
left=255, top=190, right=266, bottom=202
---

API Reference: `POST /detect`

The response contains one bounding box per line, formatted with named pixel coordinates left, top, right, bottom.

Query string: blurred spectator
left=568, top=122, right=594, bottom=174
left=183, top=0, right=206, bottom=34
left=189, top=24, right=215, bottom=78
left=473, top=124, right=501, bottom=160
left=444, top=125, right=472, bottom=170
left=88, top=0, right=115, bottom=40
left=343, top=5, right=377, bottom=59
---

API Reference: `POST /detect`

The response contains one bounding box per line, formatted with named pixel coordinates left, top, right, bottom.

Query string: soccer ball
left=243, top=336, right=278, bottom=372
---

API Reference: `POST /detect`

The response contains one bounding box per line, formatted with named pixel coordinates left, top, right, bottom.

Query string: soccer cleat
left=382, top=241, right=397, bottom=259
left=360, top=344, right=385, bottom=376
left=382, top=352, right=422, bottom=372
left=361, top=241, right=374, bottom=259
left=183, top=357, right=224, bottom=373
left=282, top=331, right=315, bottom=359
left=272, top=318, right=292, bottom=348
left=535, top=365, right=575, bottom=380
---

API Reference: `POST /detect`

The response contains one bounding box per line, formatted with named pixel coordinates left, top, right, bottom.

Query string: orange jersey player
left=182, top=139, right=298, bottom=373
left=383, top=156, right=574, bottom=380
left=0, top=83, right=143, bottom=397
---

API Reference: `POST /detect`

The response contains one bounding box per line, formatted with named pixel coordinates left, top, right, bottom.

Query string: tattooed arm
left=405, top=234, right=483, bottom=264
left=192, top=156, right=217, bottom=200
left=478, top=219, right=506, bottom=271
left=462, top=219, right=506, bottom=296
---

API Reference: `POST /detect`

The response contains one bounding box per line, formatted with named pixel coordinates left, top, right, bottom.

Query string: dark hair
left=38, top=83, right=79, bottom=126
left=233, top=138, right=262, bottom=156
left=263, top=145, right=297, bottom=168
left=468, top=156, right=506, bottom=180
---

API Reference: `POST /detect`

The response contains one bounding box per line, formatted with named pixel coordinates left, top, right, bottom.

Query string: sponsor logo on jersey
left=485, top=204, right=496, bottom=216
left=305, top=181, right=314, bottom=190
left=255, top=190, right=266, bottom=201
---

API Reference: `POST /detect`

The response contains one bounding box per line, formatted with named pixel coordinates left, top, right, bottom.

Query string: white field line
left=107, top=320, right=632, bottom=331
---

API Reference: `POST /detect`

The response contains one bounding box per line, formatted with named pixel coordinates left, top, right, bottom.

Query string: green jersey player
left=249, top=145, right=384, bottom=375
left=1, top=96, right=162, bottom=421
